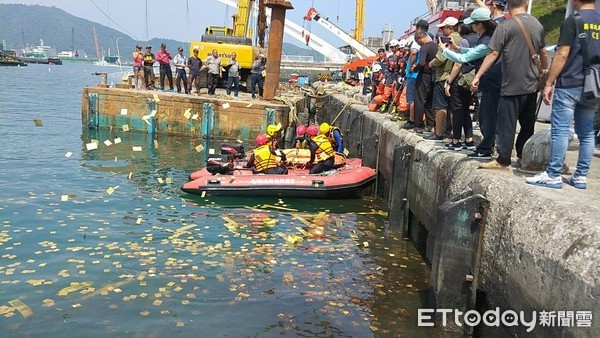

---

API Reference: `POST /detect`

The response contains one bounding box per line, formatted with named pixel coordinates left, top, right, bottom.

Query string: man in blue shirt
left=526, top=0, right=600, bottom=189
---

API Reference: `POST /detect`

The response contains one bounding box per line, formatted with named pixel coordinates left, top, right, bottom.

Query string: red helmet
left=296, top=125, right=306, bottom=136
left=307, top=125, right=319, bottom=136
left=256, top=134, right=268, bottom=145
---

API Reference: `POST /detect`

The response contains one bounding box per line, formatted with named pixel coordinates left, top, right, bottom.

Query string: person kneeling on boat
left=319, top=122, right=343, bottom=153
left=292, top=125, right=309, bottom=149
left=306, top=125, right=336, bottom=174
left=246, top=134, right=288, bottom=175
left=266, top=124, right=281, bottom=149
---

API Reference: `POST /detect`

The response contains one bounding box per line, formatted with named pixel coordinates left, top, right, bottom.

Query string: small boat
left=182, top=157, right=376, bottom=199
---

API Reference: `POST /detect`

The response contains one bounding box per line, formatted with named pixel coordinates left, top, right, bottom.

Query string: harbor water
left=0, top=63, right=436, bottom=337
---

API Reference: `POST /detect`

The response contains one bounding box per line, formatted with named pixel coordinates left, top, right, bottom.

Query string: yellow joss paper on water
left=343, top=148, right=349, bottom=156
left=120, top=108, right=128, bottom=116
left=157, top=178, right=164, bottom=184
left=86, top=142, right=98, bottom=151
left=104, top=140, right=112, bottom=147
left=61, top=195, right=69, bottom=201
left=106, top=187, right=115, bottom=195
left=166, top=177, right=172, bottom=184
left=183, top=109, right=192, bottom=119
left=33, top=118, right=43, bottom=127
left=209, top=148, right=215, bottom=155
left=8, top=299, right=33, bottom=319
left=114, top=137, right=122, bottom=144
left=195, top=144, right=204, bottom=152
left=132, top=146, right=143, bottom=152
left=65, top=151, right=73, bottom=158
left=122, top=125, right=130, bottom=132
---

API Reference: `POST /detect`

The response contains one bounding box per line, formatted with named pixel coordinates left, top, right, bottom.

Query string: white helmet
left=372, top=64, right=382, bottom=72
left=398, top=39, right=408, bottom=48
left=389, top=39, right=400, bottom=47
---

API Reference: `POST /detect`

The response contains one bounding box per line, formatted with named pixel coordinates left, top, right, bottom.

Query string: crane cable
left=89, top=0, right=137, bottom=40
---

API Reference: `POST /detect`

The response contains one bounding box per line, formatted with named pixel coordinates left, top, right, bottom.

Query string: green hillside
left=532, top=0, right=568, bottom=45
left=0, top=4, right=323, bottom=61
left=0, top=4, right=187, bottom=58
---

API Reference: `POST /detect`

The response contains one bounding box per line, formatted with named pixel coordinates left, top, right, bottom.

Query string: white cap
left=398, top=39, right=408, bottom=48
left=389, top=39, right=400, bottom=47
left=436, top=16, right=459, bottom=28
left=372, top=64, right=382, bottom=72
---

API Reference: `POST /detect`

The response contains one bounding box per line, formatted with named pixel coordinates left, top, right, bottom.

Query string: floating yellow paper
left=157, top=178, right=164, bottom=184
left=236, top=139, right=243, bottom=143
left=136, top=218, right=143, bottom=224
left=191, top=113, right=199, bottom=120
left=183, top=109, right=192, bottom=119
left=120, top=108, right=128, bottom=116
left=114, top=137, right=122, bottom=144
left=33, top=119, right=43, bottom=127
left=195, top=144, right=204, bottom=152
left=106, top=187, right=115, bottom=195
left=61, top=195, right=69, bottom=201
left=86, top=142, right=98, bottom=150
left=104, top=140, right=113, bottom=146
left=166, top=177, right=172, bottom=184
left=363, top=241, right=369, bottom=248
left=154, top=140, right=158, bottom=149
left=8, top=299, right=32, bottom=318
left=122, top=125, right=130, bottom=132
left=208, top=148, right=215, bottom=155
left=200, top=191, right=206, bottom=198
left=128, top=172, right=133, bottom=179
left=132, top=146, right=143, bottom=152
left=65, top=151, right=73, bottom=158
left=343, top=148, right=349, bottom=156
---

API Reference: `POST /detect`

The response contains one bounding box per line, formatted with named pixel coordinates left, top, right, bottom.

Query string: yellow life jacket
left=312, top=134, right=335, bottom=162
left=253, top=145, right=278, bottom=172
left=326, top=126, right=342, bottom=150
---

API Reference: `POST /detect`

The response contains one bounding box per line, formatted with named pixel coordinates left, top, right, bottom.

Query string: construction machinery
left=189, top=0, right=265, bottom=89
left=303, top=6, right=375, bottom=59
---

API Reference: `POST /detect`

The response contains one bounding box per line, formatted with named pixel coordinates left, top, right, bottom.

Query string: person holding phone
left=426, top=16, right=461, bottom=140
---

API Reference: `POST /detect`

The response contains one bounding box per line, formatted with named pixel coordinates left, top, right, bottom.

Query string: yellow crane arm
left=233, top=0, right=253, bottom=38
left=354, top=0, right=364, bottom=43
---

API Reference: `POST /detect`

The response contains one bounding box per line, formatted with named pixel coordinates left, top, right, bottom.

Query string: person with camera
left=250, top=54, right=267, bottom=99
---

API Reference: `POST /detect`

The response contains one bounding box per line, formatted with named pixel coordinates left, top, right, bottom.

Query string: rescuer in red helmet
left=246, top=134, right=288, bottom=174
left=292, top=124, right=309, bottom=149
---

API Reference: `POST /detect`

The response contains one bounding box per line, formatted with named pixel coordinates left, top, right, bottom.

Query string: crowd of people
left=362, top=0, right=598, bottom=189
left=131, top=44, right=267, bottom=98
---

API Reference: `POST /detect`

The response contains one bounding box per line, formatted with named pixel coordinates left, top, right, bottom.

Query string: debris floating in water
left=33, top=118, right=43, bottom=127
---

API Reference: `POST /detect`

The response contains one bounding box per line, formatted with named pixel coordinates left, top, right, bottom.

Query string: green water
left=0, top=62, right=434, bottom=337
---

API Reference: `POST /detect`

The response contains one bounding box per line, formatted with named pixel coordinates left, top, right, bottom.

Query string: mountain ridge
left=0, top=4, right=324, bottom=61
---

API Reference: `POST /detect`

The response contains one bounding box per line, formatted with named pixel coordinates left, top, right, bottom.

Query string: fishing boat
left=0, top=50, right=27, bottom=66
left=182, top=157, right=376, bottom=199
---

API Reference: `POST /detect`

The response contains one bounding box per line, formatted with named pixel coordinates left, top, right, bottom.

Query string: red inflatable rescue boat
left=182, top=158, right=376, bottom=199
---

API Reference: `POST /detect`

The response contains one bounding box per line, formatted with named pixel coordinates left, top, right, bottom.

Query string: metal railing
left=280, top=55, right=314, bottom=63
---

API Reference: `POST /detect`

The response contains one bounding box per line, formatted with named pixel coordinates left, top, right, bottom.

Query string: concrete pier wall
left=320, top=92, right=599, bottom=337
left=81, top=87, right=302, bottom=139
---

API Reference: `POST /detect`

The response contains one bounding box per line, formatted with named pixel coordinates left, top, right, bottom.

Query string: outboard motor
left=205, top=144, right=245, bottom=175
left=221, top=144, right=245, bottom=159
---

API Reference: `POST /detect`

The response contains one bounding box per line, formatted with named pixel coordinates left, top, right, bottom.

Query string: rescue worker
left=369, top=39, right=405, bottom=112
left=246, top=134, right=288, bottom=175
left=370, top=64, right=385, bottom=102
left=306, top=125, right=336, bottom=175
left=266, top=124, right=281, bottom=149
left=292, top=125, right=309, bottom=149
left=143, top=45, right=156, bottom=90
left=389, top=39, right=409, bottom=116
left=319, top=122, right=344, bottom=153
left=362, top=61, right=372, bottom=95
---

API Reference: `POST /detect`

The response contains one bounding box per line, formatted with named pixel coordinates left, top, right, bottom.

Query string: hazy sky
left=0, top=0, right=428, bottom=46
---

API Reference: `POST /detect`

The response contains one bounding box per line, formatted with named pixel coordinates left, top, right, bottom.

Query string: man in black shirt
left=526, top=0, right=600, bottom=190
left=411, top=30, right=438, bottom=133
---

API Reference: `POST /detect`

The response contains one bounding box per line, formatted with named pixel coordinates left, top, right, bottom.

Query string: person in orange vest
left=368, top=64, right=386, bottom=110
left=369, top=39, right=405, bottom=112
left=390, top=39, right=411, bottom=116
left=246, top=134, right=288, bottom=174
left=306, top=125, right=336, bottom=174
